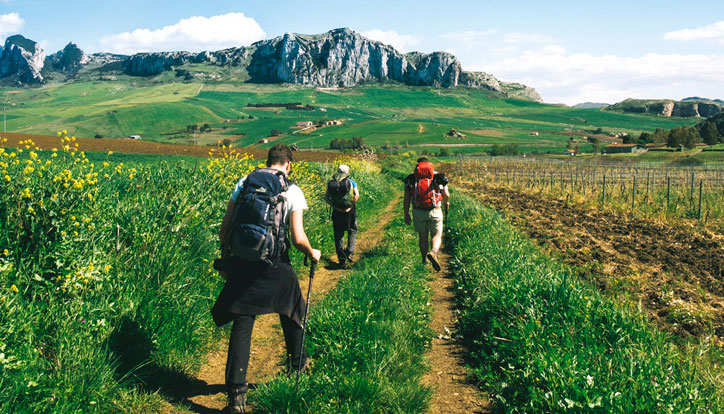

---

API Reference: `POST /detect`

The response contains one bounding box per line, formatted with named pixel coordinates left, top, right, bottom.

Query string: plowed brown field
left=0, top=132, right=339, bottom=162
left=446, top=173, right=724, bottom=348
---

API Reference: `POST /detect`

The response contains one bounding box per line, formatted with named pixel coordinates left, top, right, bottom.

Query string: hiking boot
left=288, top=356, right=313, bottom=375
left=300, top=356, right=313, bottom=374
left=426, top=251, right=441, bottom=272
left=226, top=391, right=246, bottom=414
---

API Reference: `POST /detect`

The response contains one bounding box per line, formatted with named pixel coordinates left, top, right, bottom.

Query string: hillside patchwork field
left=1, top=80, right=701, bottom=154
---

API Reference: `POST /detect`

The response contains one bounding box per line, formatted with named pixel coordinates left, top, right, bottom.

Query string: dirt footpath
left=454, top=182, right=724, bottom=346
left=422, top=249, right=489, bottom=413
left=165, top=196, right=400, bottom=413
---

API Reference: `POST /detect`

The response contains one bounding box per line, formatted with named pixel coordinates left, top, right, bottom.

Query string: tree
left=621, top=134, right=633, bottom=144
left=652, top=128, right=668, bottom=143
left=592, top=140, right=602, bottom=154
left=700, top=121, right=719, bottom=145
left=270, top=128, right=281, bottom=137
left=638, top=132, right=652, bottom=145
left=668, top=125, right=700, bottom=149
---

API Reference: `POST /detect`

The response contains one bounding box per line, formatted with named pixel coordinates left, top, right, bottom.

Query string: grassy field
left=446, top=194, right=723, bottom=412
left=1, top=80, right=700, bottom=154
left=0, top=134, right=389, bottom=413
left=4, top=132, right=724, bottom=412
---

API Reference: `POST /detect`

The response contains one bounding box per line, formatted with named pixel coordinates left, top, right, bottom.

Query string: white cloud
left=361, top=29, right=422, bottom=53
left=665, top=21, right=724, bottom=44
left=0, top=12, right=24, bottom=38
left=99, top=12, right=266, bottom=54
left=476, top=45, right=724, bottom=104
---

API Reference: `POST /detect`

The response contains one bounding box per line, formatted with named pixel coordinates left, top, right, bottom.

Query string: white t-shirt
left=231, top=176, right=308, bottom=226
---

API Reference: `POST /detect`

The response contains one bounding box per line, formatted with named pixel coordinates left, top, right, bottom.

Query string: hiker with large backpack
left=324, top=164, right=360, bottom=268
left=403, top=157, right=450, bottom=272
left=211, top=144, right=321, bottom=414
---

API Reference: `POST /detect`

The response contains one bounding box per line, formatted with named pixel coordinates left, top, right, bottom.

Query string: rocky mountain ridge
left=0, top=35, right=45, bottom=83
left=607, top=98, right=722, bottom=118
left=0, top=28, right=542, bottom=102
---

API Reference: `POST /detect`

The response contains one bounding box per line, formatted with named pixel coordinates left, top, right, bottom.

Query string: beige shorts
left=412, top=207, right=443, bottom=235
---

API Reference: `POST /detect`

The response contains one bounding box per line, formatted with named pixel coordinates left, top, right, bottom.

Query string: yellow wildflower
left=10, top=284, right=18, bottom=293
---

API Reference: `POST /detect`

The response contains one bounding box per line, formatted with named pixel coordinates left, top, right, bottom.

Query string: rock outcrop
left=240, top=28, right=542, bottom=100
left=459, top=71, right=502, bottom=92
left=608, top=98, right=723, bottom=117
left=246, top=29, right=408, bottom=86
left=0, top=29, right=543, bottom=101
left=46, top=42, right=89, bottom=73
left=125, top=51, right=195, bottom=76
left=500, top=82, right=543, bottom=102
left=0, top=35, right=45, bottom=83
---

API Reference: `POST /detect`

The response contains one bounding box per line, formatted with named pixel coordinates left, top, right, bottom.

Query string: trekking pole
left=295, top=256, right=316, bottom=392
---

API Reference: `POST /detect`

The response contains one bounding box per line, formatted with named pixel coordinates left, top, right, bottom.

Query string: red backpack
left=413, top=162, right=442, bottom=209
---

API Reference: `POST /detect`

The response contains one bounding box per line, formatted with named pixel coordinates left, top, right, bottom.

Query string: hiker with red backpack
left=403, top=157, right=450, bottom=272
left=325, top=164, right=360, bottom=269
left=211, top=144, right=321, bottom=414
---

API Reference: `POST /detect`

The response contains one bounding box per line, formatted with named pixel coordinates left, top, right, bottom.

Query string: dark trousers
left=332, top=208, right=357, bottom=261
left=225, top=313, right=307, bottom=393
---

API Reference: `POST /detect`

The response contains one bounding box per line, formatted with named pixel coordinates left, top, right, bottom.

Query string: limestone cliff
left=0, top=29, right=543, bottom=102
left=0, top=35, right=45, bottom=83
left=608, top=98, right=723, bottom=117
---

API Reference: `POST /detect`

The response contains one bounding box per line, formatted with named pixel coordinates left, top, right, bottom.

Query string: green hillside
left=1, top=80, right=700, bottom=154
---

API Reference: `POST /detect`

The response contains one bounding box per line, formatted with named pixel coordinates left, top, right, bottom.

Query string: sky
left=1, top=0, right=723, bottom=105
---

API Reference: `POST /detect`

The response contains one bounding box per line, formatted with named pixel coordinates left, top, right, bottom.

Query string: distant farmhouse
left=296, top=121, right=314, bottom=128
left=603, top=143, right=647, bottom=154
left=326, top=119, right=343, bottom=126
left=128, top=135, right=142, bottom=140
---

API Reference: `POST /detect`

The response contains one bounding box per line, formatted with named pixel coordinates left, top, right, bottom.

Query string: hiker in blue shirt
left=325, top=164, right=360, bottom=268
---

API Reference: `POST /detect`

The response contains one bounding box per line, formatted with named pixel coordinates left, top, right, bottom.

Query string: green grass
left=1, top=81, right=699, bottom=154
left=0, top=140, right=404, bottom=413
left=445, top=194, right=723, bottom=413
left=251, top=201, right=432, bottom=413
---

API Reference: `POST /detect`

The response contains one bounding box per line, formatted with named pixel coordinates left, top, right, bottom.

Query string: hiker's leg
left=430, top=208, right=444, bottom=253
left=280, top=314, right=307, bottom=368
left=431, top=230, right=442, bottom=253
left=332, top=212, right=346, bottom=261
left=346, top=210, right=357, bottom=257
left=225, top=314, right=255, bottom=393
left=346, top=228, right=357, bottom=257
left=418, top=231, right=429, bottom=259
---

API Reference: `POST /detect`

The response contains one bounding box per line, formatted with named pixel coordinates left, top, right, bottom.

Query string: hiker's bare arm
left=219, top=199, right=236, bottom=248
left=442, top=186, right=450, bottom=209
left=353, top=186, right=360, bottom=203
left=403, top=189, right=412, bottom=225
left=290, top=210, right=322, bottom=262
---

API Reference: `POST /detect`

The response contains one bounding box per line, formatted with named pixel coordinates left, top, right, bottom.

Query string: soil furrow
left=453, top=181, right=724, bottom=346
